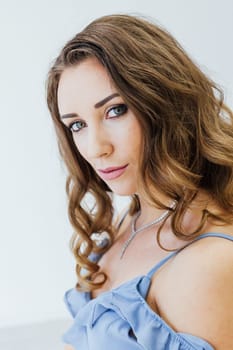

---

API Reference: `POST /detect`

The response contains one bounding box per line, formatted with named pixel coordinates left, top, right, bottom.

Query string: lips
left=97, top=164, right=128, bottom=180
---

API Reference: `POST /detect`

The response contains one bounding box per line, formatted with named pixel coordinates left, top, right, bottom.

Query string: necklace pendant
left=119, top=201, right=176, bottom=259
left=119, top=246, right=126, bottom=259
left=120, top=231, right=136, bottom=259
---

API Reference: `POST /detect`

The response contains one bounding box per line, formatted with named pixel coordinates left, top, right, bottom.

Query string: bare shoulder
left=156, top=232, right=233, bottom=349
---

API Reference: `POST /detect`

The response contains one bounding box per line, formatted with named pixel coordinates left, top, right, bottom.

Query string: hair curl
left=46, top=14, right=233, bottom=292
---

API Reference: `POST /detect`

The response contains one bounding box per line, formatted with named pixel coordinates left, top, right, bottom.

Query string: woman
left=46, top=14, right=233, bottom=350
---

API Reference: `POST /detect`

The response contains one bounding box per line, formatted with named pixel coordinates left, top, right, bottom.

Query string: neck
left=136, top=190, right=213, bottom=231
left=135, top=195, right=173, bottom=229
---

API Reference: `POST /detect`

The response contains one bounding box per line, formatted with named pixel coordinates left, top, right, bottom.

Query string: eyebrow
left=94, top=92, right=120, bottom=108
left=60, top=92, right=120, bottom=119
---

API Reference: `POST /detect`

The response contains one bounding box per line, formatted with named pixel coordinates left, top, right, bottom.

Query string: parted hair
left=46, top=14, right=233, bottom=292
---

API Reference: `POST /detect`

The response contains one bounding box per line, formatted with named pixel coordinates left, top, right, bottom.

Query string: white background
left=0, top=0, right=232, bottom=328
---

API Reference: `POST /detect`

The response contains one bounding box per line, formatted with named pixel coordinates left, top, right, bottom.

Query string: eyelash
left=67, top=104, right=128, bottom=133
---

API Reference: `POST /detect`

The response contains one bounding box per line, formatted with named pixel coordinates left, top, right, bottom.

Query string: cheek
left=124, top=121, right=142, bottom=154
left=112, top=118, right=142, bottom=154
left=72, top=136, right=87, bottom=159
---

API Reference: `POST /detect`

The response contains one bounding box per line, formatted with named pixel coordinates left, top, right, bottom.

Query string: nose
left=86, top=125, right=113, bottom=160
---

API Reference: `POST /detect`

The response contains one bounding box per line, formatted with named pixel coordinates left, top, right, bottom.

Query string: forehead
left=57, top=57, right=116, bottom=115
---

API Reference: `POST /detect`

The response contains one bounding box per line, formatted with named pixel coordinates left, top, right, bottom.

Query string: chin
left=108, top=184, right=137, bottom=197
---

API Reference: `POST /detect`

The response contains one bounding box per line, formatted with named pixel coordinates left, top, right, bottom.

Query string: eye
left=68, top=120, right=86, bottom=133
left=107, top=104, right=128, bottom=118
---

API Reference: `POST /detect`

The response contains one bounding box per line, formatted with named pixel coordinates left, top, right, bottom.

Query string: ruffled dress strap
left=63, top=232, right=232, bottom=350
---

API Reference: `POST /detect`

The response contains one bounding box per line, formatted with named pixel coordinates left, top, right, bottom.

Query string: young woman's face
left=57, top=57, right=143, bottom=196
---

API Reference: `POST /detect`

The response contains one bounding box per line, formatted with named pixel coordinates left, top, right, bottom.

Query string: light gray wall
left=0, top=0, right=232, bottom=327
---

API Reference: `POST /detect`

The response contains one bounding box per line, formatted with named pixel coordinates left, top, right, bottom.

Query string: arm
left=157, top=238, right=233, bottom=349
left=64, top=345, right=74, bottom=350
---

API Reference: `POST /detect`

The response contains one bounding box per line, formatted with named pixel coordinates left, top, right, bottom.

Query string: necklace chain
left=120, top=201, right=176, bottom=259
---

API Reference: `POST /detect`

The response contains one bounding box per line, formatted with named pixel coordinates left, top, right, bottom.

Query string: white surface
left=0, top=0, right=232, bottom=328
left=0, top=319, right=71, bottom=350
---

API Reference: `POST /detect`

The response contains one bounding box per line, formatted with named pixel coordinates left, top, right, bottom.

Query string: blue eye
left=107, top=104, right=128, bottom=118
left=68, top=120, right=86, bottom=133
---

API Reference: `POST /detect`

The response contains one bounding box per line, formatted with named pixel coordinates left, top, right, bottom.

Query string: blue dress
left=63, top=233, right=233, bottom=350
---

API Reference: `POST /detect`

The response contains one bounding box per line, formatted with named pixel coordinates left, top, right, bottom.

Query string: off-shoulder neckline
left=87, top=232, right=233, bottom=302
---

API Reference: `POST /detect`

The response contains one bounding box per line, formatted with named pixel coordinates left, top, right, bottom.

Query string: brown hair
left=46, top=14, right=233, bottom=292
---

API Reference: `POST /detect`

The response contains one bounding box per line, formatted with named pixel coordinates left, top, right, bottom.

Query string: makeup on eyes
left=66, top=103, right=128, bottom=133
left=60, top=93, right=121, bottom=120
left=67, top=120, right=86, bottom=133
left=106, top=104, right=128, bottom=118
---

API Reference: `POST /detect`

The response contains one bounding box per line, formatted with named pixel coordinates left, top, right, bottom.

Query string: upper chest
left=91, top=229, right=179, bottom=312
left=90, top=222, right=233, bottom=301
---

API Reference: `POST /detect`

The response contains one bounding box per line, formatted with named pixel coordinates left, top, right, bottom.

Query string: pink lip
left=97, top=164, right=128, bottom=180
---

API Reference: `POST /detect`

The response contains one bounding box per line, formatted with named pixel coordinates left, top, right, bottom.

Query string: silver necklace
left=120, top=201, right=176, bottom=259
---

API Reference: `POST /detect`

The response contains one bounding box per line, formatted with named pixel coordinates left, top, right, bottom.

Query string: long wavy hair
left=46, top=14, right=233, bottom=292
